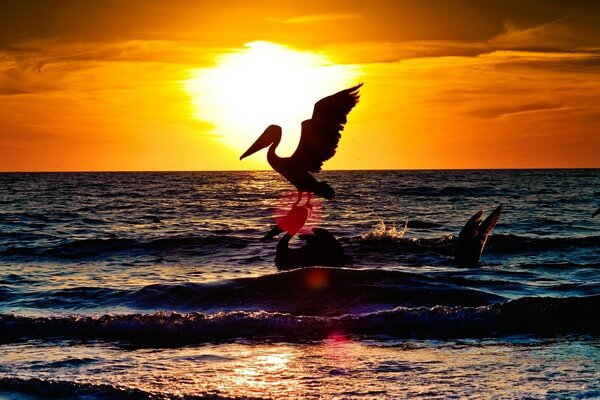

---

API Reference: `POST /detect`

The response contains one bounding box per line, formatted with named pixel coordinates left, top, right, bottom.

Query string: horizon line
left=1, top=167, right=599, bottom=173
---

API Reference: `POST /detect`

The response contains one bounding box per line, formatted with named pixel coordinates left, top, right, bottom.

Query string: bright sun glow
left=184, top=41, right=360, bottom=159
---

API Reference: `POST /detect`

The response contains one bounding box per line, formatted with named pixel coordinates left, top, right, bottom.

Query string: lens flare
left=274, top=191, right=322, bottom=235
left=326, top=330, right=350, bottom=344
left=305, top=268, right=329, bottom=290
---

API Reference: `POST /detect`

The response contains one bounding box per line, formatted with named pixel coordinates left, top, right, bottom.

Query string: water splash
left=361, top=220, right=408, bottom=240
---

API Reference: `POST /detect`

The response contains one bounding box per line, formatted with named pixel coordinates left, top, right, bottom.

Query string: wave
left=2, top=229, right=599, bottom=261
left=388, top=185, right=497, bottom=197
left=350, top=235, right=456, bottom=260
left=514, top=261, right=600, bottom=270
left=0, top=377, right=241, bottom=400
left=1, top=295, right=598, bottom=346
left=0, top=235, right=252, bottom=259
left=131, top=268, right=502, bottom=314
left=407, top=219, right=441, bottom=229
left=0, top=377, right=151, bottom=400
left=486, top=234, right=600, bottom=253
left=4, top=268, right=503, bottom=315
left=353, top=233, right=600, bottom=255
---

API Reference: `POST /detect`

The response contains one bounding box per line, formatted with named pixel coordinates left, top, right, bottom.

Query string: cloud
left=273, top=14, right=363, bottom=24
left=462, top=102, right=564, bottom=119
left=0, top=65, right=58, bottom=94
left=1, top=0, right=596, bottom=48
left=0, top=124, right=59, bottom=143
left=0, top=39, right=219, bottom=96
left=323, top=41, right=492, bottom=64
left=317, top=2, right=600, bottom=65
left=4, top=39, right=214, bottom=69
left=485, top=50, right=600, bottom=72
left=491, top=10, right=600, bottom=51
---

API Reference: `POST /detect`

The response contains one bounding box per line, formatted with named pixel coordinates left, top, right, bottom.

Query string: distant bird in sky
left=240, top=84, right=362, bottom=201
left=275, top=228, right=349, bottom=270
left=593, top=207, right=600, bottom=218
left=455, top=204, right=503, bottom=267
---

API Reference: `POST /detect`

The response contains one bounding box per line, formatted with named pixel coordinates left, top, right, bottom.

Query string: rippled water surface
left=1, top=170, right=599, bottom=399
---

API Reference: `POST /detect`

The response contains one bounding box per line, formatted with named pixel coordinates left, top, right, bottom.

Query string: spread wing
left=477, top=204, right=503, bottom=248
left=290, top=83, right=362, bottom=172
left=459, top=209, right=483, bottom=242
left=456, top=205, right=501, bottom=267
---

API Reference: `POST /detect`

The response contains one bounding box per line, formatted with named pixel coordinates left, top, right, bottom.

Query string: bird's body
left=263, top=126, right=333, bottom=198
left=275, top=228, right=349, bottom=270
left=240, top=84, right=362, bottom=200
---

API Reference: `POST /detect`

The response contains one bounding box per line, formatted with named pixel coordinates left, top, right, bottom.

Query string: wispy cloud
left=463, top=101, right=564, bottom=119
left=3, top=39, right=215, bottom=69
left=0, top=39, right=221, bottom=97
left=273, top=13, right=362, bottom=24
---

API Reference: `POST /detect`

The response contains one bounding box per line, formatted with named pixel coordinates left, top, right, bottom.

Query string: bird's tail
left=314, top=181, right=334, bottom=199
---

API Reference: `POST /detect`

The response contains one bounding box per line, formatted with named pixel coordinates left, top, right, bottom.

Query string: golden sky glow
left=184, top=41, right=360, bottom=159
left=1, top=0, right=600, bottom=170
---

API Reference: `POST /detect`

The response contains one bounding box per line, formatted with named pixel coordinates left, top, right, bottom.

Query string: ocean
left=1, top=170, right=599, bottom=399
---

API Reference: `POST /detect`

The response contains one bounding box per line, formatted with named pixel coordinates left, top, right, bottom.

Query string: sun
left=183, top=41, right=360, bottom=161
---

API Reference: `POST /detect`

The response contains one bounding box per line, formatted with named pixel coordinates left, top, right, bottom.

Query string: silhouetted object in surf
left=593, top=207, right=600, bottom=218
left=262, top=201, right=312, bottom=241
left=455, top=204, right=503, bottom=267
left=275, top=228, right=349, bottom=270
left=240, top=84, right=362, bottom=201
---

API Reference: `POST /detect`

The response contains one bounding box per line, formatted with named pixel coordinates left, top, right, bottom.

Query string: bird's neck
left=276, top=233, right=292, bottom=253
left=266, top=134, right=281, bottom=164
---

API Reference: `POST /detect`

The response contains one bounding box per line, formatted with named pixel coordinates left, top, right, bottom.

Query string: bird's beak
left=240, top=128, right=273, bottom=160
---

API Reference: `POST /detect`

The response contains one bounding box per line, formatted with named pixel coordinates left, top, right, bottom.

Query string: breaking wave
left=1, top=295, right=598, bottom=346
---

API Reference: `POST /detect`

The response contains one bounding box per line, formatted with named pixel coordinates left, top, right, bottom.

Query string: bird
left=455, top=204, right=503, bottom=267
left=593, top=207, right=599, bottom=218
left=275, top=228, right=349, bottom=270
left=240, top=83, right=363, bottom=202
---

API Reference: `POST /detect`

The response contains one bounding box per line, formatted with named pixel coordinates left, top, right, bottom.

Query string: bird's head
left=240, top=125, right=282, bottom=160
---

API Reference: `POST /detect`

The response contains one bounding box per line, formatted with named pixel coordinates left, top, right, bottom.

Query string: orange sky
left=1, top=0, right=600, bottom=171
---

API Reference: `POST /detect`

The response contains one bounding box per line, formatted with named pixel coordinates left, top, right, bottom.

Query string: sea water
left=1, top=170, right=599, bottom=399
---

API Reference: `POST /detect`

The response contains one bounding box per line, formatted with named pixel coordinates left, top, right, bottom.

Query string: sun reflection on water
left=2, top=338, right=599, bottom=399
left=223, top=348, right=307, bottom=398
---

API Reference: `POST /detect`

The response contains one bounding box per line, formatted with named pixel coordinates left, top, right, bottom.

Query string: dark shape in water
left=240, top=84, right=362, bottom=200
left=276, top=228, right=349, bottom=270
left=593, top=207, right=600, bottom=218
left=455, top=204, right=503, bottom=267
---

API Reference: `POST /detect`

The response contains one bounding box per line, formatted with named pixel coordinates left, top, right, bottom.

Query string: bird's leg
left=305, top=192, right=313, bottom=209
left=294, top=191, right=304, bottom=206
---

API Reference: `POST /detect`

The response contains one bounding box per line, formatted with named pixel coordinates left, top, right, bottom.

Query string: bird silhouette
left=240, top=84, right=362, bottom=202
left=455, top=204, right=503, bottom=267
left=275, top=228, right=349, bottom=270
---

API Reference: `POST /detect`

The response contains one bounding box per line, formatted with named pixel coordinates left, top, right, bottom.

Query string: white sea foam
left=361, top=220, right=408, bottom=240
